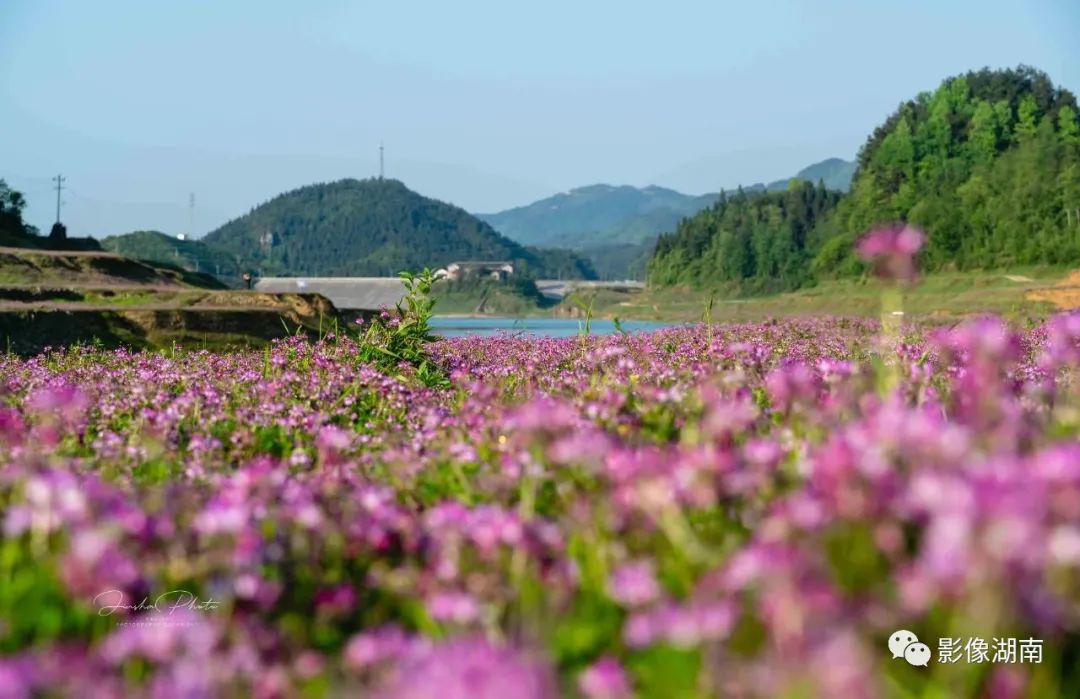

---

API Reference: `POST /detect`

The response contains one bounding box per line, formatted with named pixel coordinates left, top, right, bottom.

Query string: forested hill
left=201, top=178, right=596, bottom=279
left=813, top=66, right=1080, bottom=275
left=101, top=230, right=241, bottom=277
left=650, top=66, right=1080, bottom=290
left=649, top=181, right=843, bottom=293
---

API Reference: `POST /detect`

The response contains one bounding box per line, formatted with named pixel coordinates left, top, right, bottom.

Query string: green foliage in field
left=352, top=268, right=448, bottom=387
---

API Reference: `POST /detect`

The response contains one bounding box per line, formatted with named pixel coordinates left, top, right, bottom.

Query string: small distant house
left=445, top=261, right=514, bottom=281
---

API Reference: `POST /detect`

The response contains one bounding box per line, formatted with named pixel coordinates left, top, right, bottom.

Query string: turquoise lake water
left=429, top=317, right=681, bottom=338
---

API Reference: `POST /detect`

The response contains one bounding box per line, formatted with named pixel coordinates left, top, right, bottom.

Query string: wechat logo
left=889, top=629, right=931, bottom=667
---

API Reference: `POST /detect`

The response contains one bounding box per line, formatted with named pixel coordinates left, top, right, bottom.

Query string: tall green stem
left=879, top=285, right=904, bottom=394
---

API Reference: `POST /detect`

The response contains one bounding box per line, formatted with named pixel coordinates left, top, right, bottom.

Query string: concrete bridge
left=255, top=276, right=645, bottom=311
left=534, top=280, right=646, bottom=300
left=255, top=277, right=406, bottom=311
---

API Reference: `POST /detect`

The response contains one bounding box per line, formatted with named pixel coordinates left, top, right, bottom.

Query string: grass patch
left=562, top=268, right=1068, bottom=322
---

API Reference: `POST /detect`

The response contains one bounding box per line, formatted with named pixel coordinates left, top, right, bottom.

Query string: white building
left=444, top=261, right=514, bottom=281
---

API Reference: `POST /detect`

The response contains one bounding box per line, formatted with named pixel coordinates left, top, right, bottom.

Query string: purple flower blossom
left=857, top=224, right=925, bottom=282
left=624, top=600, right=735, bottom=649
left=608, top=560, right=661, bottom=607
left=314, top=584, right=357, bottom=617
left=426, top=590, right=480, bottom=624
left=375, top=636, right=555, bottom=699
left=578, top=656, right=632, bottom=699
left=345, top=626, right=421, bottom=670
left=0, top=316, right=1077, bottom=695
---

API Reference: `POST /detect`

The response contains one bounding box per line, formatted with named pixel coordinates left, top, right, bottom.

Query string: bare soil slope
left=1026, top=271, right=1080, bottom=309
left=0, top=248, right=346, bottom=355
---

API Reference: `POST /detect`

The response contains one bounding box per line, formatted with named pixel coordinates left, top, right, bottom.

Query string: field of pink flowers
left=2, top=306, right=1080, bottom=698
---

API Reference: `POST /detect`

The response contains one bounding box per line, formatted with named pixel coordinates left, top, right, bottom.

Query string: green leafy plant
left=352, top=269, right=448, bottom=387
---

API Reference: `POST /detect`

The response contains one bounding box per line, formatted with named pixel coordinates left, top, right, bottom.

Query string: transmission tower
left=52, top=174, right=65, bottom=223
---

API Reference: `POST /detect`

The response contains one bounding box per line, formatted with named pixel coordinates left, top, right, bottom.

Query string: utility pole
left=379, top=142, right=384, bottom=180
left=52, top=174, right=65, bottom=223
left=188, top=193, right=195, bottom=238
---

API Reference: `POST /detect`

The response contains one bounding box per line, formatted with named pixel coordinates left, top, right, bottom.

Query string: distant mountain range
left=476, top=157, right=855, bottom=279
left=477, top=184, right=718, bottom=249
left=98, top=160, right=857, bottom=284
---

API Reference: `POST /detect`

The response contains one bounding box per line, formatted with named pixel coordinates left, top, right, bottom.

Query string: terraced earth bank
left=0, top=248, right=345, bottom=354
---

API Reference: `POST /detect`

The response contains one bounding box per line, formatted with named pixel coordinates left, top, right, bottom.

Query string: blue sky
left=2, top=0, right=1078, bottom=237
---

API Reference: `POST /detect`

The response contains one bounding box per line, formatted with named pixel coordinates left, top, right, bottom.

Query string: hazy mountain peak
left=478, top=157, right=855, bottom=250
left=475, top=157, right=854, bottom=280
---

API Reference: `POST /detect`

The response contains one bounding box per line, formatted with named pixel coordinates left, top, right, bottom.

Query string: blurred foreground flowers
left=857, top=224, right=926, bottom=284
left=0, top=305, right=1079, bottom=697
